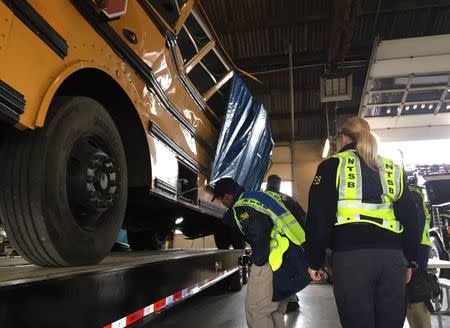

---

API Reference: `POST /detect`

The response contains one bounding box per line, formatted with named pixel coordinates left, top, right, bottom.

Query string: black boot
left=286, top=301, right=300, bottom=313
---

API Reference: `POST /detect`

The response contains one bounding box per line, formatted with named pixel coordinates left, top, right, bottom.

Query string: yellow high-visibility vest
left=232, top=191, right=306, bottom=271
left=333, top=150, right=404, bottom=233
left=409, top=185, right=432, bottom=246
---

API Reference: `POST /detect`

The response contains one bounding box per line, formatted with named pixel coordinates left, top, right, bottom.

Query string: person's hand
left=308, top=267, right=322, bottom=281
left=406, top=268, right=412, bottom=283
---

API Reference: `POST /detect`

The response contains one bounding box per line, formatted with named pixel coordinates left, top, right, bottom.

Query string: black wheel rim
left=66, top=134, right=119, bottom=231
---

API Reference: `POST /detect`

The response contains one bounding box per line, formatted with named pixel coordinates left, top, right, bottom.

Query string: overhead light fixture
left=405, top=106, right=410, bottom=111
left=174, top=229, right=183, bottom=235
left=428, top=104, right=433, bottom=109
left=322, top=138, right=330, bottom=158
left=175, top=217, right=184, bottom=225
left=446, top=105, right=450, bottom=110
left=421, top=104, right=426, bottom=109
left=387, top=109, right=391, bottom=114
left=413, top=104, right=418, bottom=109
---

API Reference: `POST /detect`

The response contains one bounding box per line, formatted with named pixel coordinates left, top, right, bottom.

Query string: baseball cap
left=211, top=177, right=238, bottom=201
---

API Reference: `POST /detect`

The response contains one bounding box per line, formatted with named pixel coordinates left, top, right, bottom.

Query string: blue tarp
left=209, top=75, right=274, bottom=191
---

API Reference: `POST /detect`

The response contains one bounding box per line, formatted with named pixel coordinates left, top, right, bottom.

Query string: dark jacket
left=232, top=191, right=310, bottom=301
left=222, top=188, right=270, bottom=265
left=305, top=143, right=420, bottom=270
left=408, top=185, right=426, bottom=243
left=266, top=189, right=306, bottom=229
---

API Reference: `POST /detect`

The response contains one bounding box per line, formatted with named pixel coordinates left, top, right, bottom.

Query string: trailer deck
left=0, top=249, right=245, bottom=328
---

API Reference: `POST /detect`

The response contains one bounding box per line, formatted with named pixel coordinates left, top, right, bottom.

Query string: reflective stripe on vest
left=334, top=150, right=404, bottom=234
left=409, top=185, right=432, bottom=246
left=379, top=156, right=403, bottom=204
left=232, top=191, right=306, bottom=271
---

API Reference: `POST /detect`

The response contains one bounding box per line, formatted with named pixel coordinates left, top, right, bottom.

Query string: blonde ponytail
left=356, top=129, right=379, bottom=170
left=341, top=117, right=379, bottom=170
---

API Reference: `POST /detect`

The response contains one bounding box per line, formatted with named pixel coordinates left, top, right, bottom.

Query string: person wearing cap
left=213, top=177, right=310, bottom=328
left=406, top=176, right=432, bottom=328
left=266, top=174, right=306, bottom=229
left=266, top=174, right=306, bottom=312
left=306, top=117, right=420, bottom=328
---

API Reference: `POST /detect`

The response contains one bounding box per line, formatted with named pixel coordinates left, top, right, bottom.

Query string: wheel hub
left=67, top=135, right=119, bottom=230
left=86, top=151, right=118, bottom=210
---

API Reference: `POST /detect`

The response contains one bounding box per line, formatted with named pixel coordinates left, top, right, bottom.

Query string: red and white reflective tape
left=104, top=267, right=239, bottom=328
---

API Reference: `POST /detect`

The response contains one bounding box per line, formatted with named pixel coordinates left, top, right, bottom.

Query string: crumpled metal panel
left=210, top=74, right=273, bottom=191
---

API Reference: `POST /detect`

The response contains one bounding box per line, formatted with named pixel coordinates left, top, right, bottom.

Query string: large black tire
left=227, top=267, right=244, bottom=292
left=127, top=230, right=169, bottom=250
left=430, top=236, right=450, bottom=278
left=242, top=264, right=249, bottom=285
left=430, top=237, right=442, bottom=277
left=0, top=97, right=127, bottom=266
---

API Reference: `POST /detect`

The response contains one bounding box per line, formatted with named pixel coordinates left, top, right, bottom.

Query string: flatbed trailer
left=0, top=249, right=248, bottom=328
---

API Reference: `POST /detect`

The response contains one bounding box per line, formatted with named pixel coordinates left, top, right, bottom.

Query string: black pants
left=332, top=249, right=408, bottom=328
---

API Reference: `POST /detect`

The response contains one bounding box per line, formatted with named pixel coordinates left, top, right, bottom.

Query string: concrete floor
left=147, top=283, right=449, bottom=328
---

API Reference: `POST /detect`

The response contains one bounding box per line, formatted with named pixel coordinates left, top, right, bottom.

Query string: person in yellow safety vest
left=406, top=180, right=432, bottom=328
left=306, top=117, right=421, bottom=328
left=266, top=174, right=306, bottom=313
left=212, top=177, right=311, bottom=328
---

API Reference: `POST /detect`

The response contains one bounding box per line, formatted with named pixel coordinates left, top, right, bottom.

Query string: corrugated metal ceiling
left=201, top=0, right=450, bottom=142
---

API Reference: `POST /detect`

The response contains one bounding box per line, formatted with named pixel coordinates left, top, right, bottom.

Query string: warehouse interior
left=201, top=0, right=450, bottom=204
left=176, top=1, right=450, bottom=326
left=1, top=0, right=450, bottom=327
left=175, top=0, right=450, bottom=242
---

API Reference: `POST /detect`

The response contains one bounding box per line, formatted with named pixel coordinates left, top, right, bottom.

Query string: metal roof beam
left=206, top=3, right=450, bottom=35
left=359, top=2, right=450, bottom=15
left=234, top=49, right=370, bottom=70
left=253, top=84, right=364, bottom=95
left=327, top=0, right=360, bottom=70
left=270, top=107, right=357, bottom=120
left=209, top=15, right=329, bottom=35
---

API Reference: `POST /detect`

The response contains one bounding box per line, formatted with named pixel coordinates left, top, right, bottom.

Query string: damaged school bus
left=0, top=0, right=274, bottom=266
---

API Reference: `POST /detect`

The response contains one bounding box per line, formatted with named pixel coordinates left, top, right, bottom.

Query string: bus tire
left=127, top=230, right=169, bottom=250
left=0, top=96, right=127, bottom=266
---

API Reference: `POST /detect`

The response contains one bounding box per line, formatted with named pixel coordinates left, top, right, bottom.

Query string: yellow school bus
left=0, top=0, right=238, bottom=266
